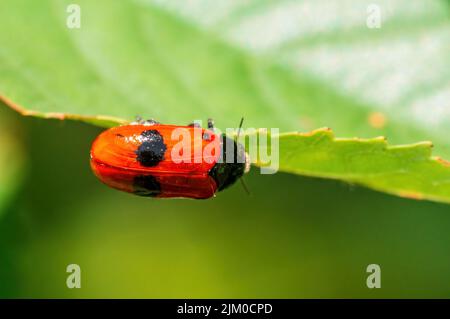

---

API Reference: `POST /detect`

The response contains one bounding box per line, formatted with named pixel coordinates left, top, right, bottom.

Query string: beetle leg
left=203, top=118, right=215, bottom=140
left=142, top=119, right=160, bottom=126
left=131, top=115, right=143, bottom=124
left=207, top=118, right=215, bottom=130
left=131, top=116, right=159, bottom=125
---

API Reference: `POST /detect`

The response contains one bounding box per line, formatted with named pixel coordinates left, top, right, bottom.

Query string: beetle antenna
left=240, top=177, right=250, bottom=196
left=235, top=117, right=250, bottom=195
left=235, top=117, right=244, bottom=142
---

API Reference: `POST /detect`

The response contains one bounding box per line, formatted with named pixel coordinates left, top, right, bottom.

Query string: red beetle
left=90, top=118, right=250, bottom=199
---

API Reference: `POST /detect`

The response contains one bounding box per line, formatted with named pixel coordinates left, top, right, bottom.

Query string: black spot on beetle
left=135, top=130, right=167, bottom=167
left=133, top=175, right=161, bottom=197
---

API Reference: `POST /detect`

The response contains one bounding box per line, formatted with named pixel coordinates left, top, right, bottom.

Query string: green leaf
left=1, top=0, right=449, bottom=203
left=251, top=128, right=450, bottom=204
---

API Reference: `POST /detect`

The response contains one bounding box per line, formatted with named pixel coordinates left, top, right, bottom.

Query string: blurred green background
left=1, top=105, right=450, bottom=298
left=0, top=0, right=450, bottom=298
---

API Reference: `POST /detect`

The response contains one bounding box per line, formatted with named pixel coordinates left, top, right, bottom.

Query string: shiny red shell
left=90, top=124, right=221, bottom=199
